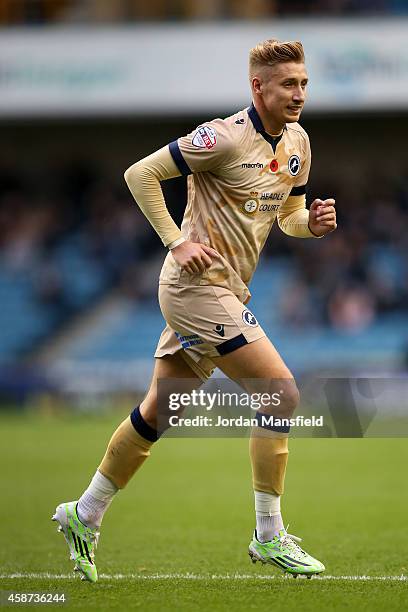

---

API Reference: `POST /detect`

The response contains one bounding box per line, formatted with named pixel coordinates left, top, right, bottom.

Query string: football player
left=53, top=39, right=336, bottom=581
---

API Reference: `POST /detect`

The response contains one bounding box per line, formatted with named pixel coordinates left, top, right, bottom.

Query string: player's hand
left=170, top=241, right=220, bottom=274
left=308, top=198, right=337, bottom=237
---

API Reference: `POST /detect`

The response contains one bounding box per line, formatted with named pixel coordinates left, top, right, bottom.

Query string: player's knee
left=280, top=381, right=300, bottom=417
left=141, top=392, right=187, bottom=431
left=262, top=378, right=299, bottom=418
left=140, top=396, right=158, bottom=429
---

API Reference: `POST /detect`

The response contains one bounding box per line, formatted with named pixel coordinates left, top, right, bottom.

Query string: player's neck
left=253, top=100, right=285, bottom=137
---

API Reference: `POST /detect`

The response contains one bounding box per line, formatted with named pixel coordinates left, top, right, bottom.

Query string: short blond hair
left=249, top=39, right=305, bottom=77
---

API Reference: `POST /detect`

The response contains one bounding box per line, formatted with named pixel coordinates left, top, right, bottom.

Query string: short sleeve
left=168, top=119, right=235, bottom=175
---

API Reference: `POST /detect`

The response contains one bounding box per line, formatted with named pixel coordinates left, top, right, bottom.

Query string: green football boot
left=248, top=528, right=325, bottom=578
left=52, top=501, right=99, bottom=583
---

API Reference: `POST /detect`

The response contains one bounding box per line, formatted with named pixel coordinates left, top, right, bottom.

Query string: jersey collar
left=248, top=102, right=286, bottom=154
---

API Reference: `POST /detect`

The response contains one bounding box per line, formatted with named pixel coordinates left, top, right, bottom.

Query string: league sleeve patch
left=192, top=125, right=217, bottom=149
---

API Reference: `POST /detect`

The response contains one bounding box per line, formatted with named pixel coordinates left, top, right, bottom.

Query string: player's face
left=254, top=62, right=308, bottom=128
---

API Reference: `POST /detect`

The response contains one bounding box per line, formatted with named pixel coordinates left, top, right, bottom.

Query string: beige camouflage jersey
left=160, top=103, right=314, bottom=305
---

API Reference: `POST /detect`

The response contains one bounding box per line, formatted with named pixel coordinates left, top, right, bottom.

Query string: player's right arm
left=124, top=146, right=219, bottom=274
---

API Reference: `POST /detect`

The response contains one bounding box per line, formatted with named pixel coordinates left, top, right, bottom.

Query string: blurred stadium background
left=1, top=0, right=408, bottom=410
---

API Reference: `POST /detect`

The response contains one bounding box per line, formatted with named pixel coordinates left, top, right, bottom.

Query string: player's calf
left=248, top=380, right=298, bottom=544
left=98, top=408, right=157, bottom=489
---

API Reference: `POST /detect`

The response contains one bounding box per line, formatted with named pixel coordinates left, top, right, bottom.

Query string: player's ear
left=252, top=76, right=262, bottom=95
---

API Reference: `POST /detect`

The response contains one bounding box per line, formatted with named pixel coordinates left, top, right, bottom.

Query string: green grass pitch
left=1, top=410, right=407, bottom=611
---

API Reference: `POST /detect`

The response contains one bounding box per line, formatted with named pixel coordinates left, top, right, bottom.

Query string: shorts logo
left=175, top=331, right=204, bottom=348
left=192, top=126, right=217, bottom=149
left=214, top=324, right=225, bottom=337
left=288, top=155, right=301, bottom=176
left=242, top=309, right=258, bottom=327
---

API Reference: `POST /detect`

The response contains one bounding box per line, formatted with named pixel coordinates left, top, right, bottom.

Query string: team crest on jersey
left=192, top=126, right=217, bottom=149
left=242, top=309, right=258, bottom=327
left=288, top=155, right=301, bottom=176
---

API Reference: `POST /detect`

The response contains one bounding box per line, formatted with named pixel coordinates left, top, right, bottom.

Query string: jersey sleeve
left=124, top=145, right=184, bottom=248
left=278, top=131, right=320, bottom=238
left=168, top=120, right=235, bottom=175
left=287, top=130, right=311, bottom=200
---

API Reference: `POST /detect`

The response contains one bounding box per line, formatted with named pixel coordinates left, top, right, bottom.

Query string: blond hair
left=249, top=39, right=304, bottom=77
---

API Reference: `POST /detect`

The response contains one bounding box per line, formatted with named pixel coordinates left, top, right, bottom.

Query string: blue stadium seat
left=0, top=264, right=56, bottom=361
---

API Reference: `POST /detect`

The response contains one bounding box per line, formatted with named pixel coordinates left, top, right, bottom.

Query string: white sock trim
left=87, top=470, right=118, bottom=501
left=77, top=472, right=118, bottom=528
left=254, top=490, right=281, bottom=516
left=87, top=470, right=118, bottom=502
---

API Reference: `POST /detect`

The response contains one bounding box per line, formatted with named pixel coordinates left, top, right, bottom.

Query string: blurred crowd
left=1, top=0, right=407, bottom=24
left=0, top=161, right=151, bottom=320
left=0, top=159, right=407, bottom=334
left=265, top=176, right=408, bottom=332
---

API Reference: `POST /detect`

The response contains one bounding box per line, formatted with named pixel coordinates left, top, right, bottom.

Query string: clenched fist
left=308, top=199, right=337, bottom=237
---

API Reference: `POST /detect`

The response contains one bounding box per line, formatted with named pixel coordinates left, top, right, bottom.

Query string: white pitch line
left=0, top=573, right=406, bottom=582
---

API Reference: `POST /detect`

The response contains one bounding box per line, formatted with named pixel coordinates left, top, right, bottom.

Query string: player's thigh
left=211, top=336, right=299, bottom=414
left=140, top=351, right=202, bottom=425
left=212, top=336, right=291, bottom=379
